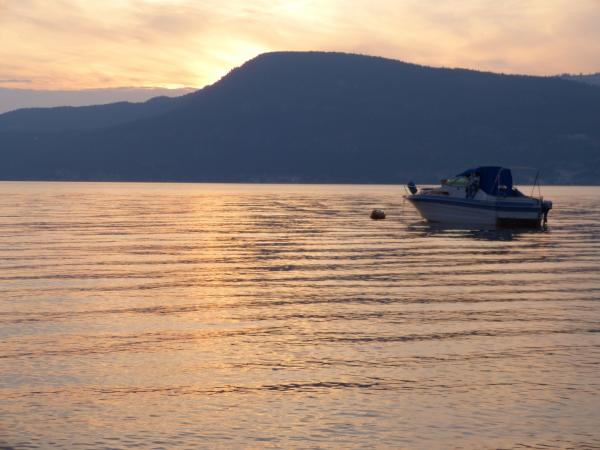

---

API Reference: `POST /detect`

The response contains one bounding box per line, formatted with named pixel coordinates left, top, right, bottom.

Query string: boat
left=405, top=166, right=552, bottom=227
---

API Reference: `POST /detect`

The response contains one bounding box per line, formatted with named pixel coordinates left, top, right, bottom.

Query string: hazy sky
left=1, top=0, right=599, bottom=90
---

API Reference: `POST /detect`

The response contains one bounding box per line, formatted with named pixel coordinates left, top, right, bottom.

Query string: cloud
left=0, top=0, right=599, bottom=89
left=0, top=78, right=32, bottom=84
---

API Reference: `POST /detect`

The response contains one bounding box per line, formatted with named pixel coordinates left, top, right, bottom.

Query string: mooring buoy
left=370, top=209, right=386, bottom=220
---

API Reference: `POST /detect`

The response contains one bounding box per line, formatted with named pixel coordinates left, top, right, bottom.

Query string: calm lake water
left=1, top=182, right=599, bottom=450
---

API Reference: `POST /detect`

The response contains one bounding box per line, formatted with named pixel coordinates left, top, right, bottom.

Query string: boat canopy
left=456, top=166, right=513, bottom=196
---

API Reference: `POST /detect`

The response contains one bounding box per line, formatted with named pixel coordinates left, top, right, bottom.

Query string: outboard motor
left=407, top=181, right=418, bottom=195
left=541, top=200, right=553, bottom=225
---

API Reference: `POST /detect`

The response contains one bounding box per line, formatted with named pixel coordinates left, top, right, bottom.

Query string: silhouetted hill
left=0, top=86, right=196, bottom=114
left=1, top=51, right=599, bottom=183
left=0, top=95, right=188, bottom=132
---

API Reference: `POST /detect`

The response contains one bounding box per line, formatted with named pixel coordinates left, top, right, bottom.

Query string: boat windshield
left=444, top=176, right=469, bottom=187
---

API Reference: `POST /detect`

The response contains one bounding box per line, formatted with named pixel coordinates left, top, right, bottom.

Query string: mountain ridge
left=1, top=51, right=599, bottom=184
left=559, top=73, right=600, bottom=88
left=0, top=86, right=196, bottom=115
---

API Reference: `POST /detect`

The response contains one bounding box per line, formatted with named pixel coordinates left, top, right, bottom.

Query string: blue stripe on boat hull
left=407, top=195, right=541, bottom=213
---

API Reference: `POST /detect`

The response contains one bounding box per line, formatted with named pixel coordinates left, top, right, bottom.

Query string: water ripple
left=0, top=182, right=599, bottom=449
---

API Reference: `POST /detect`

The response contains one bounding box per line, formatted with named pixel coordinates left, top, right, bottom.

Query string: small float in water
left=405, top=166, right=552, bottom=227
left=370, top=209, right=386, bottom=220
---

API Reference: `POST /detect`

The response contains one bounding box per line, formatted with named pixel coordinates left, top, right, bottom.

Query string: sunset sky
left=1, top=0, right=599, bottom=90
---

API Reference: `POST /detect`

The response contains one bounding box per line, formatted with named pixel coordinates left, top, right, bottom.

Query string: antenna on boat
left=530, top=170, right=540, bottom=199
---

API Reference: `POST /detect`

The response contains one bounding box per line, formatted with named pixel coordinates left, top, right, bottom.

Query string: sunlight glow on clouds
left=1, top=0, right=599, bottom=89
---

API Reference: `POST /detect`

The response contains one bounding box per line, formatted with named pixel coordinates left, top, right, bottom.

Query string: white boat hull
left=407, top=196, right=544, bottom=227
